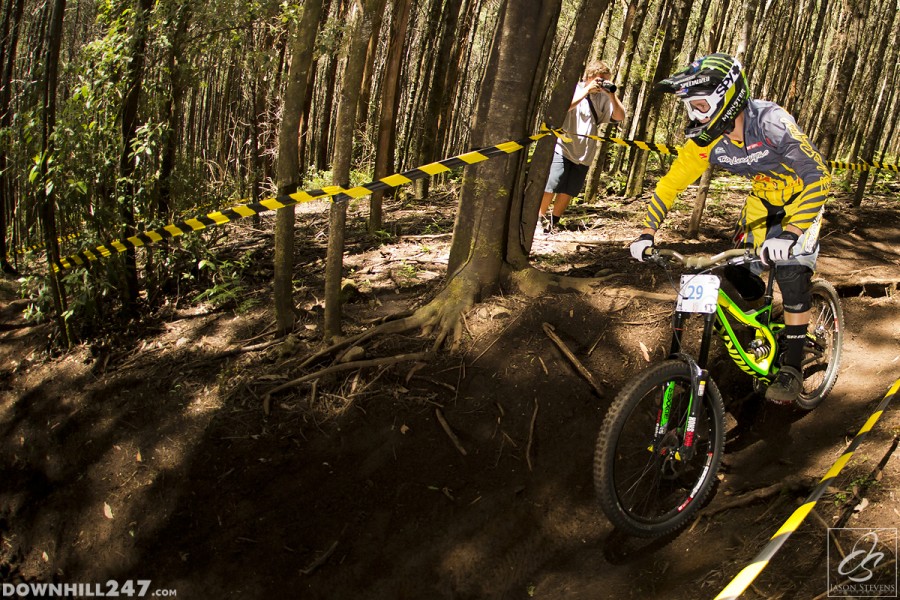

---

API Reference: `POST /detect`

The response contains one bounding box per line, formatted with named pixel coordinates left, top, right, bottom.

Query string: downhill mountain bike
left=594, top=247, right=843, bottom=537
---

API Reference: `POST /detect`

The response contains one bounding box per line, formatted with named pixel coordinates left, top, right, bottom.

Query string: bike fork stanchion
left=670, top=311, right=687, bottom=355
left=697, top=312, right=716, bottom=369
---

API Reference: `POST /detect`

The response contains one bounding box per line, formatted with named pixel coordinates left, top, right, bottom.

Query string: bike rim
left=610, top=376, right=715, bottom=526
left=800, top=292, right=839, bottom=399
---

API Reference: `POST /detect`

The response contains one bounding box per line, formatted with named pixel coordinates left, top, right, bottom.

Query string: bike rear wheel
left=594, top=360, right=725, bottom=537
left=795, top=279, right=844, bottom=410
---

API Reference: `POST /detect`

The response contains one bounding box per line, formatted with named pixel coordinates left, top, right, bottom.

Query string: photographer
left=538, top=61, right=625, bottom=234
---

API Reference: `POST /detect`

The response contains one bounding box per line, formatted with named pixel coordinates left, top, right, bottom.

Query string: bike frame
left=668, top=263, right=782, bottom=381
left=656, top=261, right=782, bottom=457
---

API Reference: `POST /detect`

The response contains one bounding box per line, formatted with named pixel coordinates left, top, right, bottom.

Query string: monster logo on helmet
left=656, top=53, right=750, bottom=147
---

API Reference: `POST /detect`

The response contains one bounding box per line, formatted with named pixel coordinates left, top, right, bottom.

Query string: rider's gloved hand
left=760, top=230, right=799, bottom=265
left=630, top=233, right=655, bottom=261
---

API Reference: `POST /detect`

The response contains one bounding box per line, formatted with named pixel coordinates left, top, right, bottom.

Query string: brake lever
left=646, top=251, right=670, bottom=267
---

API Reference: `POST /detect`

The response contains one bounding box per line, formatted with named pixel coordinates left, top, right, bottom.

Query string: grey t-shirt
left=558, top=82, right=614, bottom=165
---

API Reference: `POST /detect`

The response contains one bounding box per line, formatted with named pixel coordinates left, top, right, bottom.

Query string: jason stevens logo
left=828, top=528, right=898, bottom=597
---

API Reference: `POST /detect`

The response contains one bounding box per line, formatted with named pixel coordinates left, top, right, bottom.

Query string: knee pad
left=775, top=265, right=813, bottom=313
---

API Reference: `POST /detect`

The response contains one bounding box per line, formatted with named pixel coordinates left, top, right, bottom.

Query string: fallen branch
left=262, top=352, right=432, bottom=414
left=184, top=336, right=287, bottom=368
left=300, top=540, right=339, bottom=576
left=703, top=476, right=815, bottom=518
left=601, top=288, right=677, bottom=303
left=526, top=399, right=539, bottom=471
left=541, top=323, right=604, bottom=397
left=470, top=309, right=525, bottom=365
left=435, top=408, right=467, bottom=456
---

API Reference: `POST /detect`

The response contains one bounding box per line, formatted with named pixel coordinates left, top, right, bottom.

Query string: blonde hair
left=584, top=61, right=612, bottom=81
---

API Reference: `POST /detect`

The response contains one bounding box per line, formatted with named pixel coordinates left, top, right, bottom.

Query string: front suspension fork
left=656, top=313, right=716, bottom=460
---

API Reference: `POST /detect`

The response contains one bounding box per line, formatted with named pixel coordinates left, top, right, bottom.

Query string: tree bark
left=514, top=0, right=610, bottom=263
left=39, top=0, right=71, bottom=346
left=625, top=0, right=694, bottom=198
left=414, top=0, right=463, bottom=200
left=852, top=0, right=897, bottom=206
left=274, top=0, right=324, bottom=336
left=116, top=0, right=153, bottom=312
left=369, top=0, right=411, bottom=233
left=0, top=0, right=24, bottom=273
left=817, top=0, right=866, bottom=159
left=324, top=0, right=387, bottom=339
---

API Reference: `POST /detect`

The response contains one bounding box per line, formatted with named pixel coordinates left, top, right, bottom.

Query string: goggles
left=681, top=94, right=719, bottom=121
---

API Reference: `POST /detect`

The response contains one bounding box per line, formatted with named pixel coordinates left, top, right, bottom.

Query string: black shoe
left=765, top=366, right=802, bottom=404
left=544, top=215, right=561, bottom=234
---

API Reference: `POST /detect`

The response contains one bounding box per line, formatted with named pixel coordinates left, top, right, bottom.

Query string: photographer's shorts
left=544, top=153, right=589, bottom=197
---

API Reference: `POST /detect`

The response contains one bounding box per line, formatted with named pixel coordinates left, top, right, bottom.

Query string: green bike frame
left=654, top=264, right=782, bottom=457
left=712, top=291, right=784, bottom=382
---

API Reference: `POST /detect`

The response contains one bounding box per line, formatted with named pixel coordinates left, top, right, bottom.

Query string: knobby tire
left=594, top=360, right=725, bottom=538
left=794, top=279, right=844, bottom=410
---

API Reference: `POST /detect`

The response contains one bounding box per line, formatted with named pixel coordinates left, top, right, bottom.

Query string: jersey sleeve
left=643, top=139, right=711, bottom=230
left=768, top=112, right=831, bottom=231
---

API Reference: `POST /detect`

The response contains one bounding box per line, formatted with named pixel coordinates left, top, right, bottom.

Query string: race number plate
left=676, top=274, right=720, bottom=314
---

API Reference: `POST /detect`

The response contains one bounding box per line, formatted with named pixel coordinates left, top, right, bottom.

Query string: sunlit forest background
left=3, top=0, right=898, bottom=341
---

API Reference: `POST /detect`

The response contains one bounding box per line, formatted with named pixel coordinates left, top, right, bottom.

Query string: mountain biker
left=628, top=53, right=831, bottom=404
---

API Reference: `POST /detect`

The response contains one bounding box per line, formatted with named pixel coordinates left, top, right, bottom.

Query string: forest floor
left=2, top=178, right=900, bottom=600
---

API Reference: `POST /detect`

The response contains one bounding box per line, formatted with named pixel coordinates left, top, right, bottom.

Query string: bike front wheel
left=594, top=360, right=725, bottom=538
left=796, top=279, right=844, bottom=410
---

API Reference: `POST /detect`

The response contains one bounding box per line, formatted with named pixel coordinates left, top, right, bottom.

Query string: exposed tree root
left=300, top=262, right=624, bottom=368
left=702, top=475, right=816, bottom=518
left=601, top=288, right=677, bottom=302
left=262, top=351, right=432, bottom=414
left=505, top=264, right=619, bottom=296
left=258, top=262, right=626, bottom=408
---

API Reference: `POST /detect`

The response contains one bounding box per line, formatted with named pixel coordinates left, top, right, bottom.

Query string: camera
left=595, top=78, right=617, bottom=93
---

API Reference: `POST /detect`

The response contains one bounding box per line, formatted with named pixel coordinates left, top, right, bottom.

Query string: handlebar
left=643, top=247, right=754, bottom=270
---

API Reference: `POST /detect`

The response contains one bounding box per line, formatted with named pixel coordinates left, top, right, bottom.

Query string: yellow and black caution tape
left=53, top=129, right=559, bottom=273
left=51, top=122, right=897, bottom=273
left=714, top=377, right=900, bottom=600
left=14, top=232, right=79, bottom=255
left=828, top=159, right=900, bottom=172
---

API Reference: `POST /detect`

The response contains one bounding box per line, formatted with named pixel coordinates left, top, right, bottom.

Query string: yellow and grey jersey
left=643, top=99, right=831, bottom=234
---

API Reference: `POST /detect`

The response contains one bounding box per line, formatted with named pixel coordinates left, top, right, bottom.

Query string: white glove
left=760, top=231, right=798, bottom=265
left=630, top=234, right=655, bottom=261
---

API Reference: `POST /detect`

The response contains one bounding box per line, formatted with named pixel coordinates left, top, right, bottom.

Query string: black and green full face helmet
left=656, top=53, right=750, bottom=147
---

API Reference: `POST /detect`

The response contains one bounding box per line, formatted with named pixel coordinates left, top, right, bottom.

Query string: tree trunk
left=324, top=0, right=387, bottom=339
left=117, top=0, right=153, bottom=312
left=687, top=168, right=712, bottom=238
left=274, top=0, right=324, bottom=336
left=156, top=5, right=191, bottom=220
left=355, top=4, right=385, bottom=129
left=39, top=0, right=71, bottom=346
left=514, top=0, right=610, bottom=260
left=446, top=0, right=562, bottom=281
left=817, top=0, right=865, bottom=159
left=625, top=0, right=693, bottom=198
left=414, top=0, right=463, bottom=200
left=852, top=1, right=897, bottom=206
left=0, top=0, right=24, bottom=273
left=369, top=0, right=411, bottom=233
